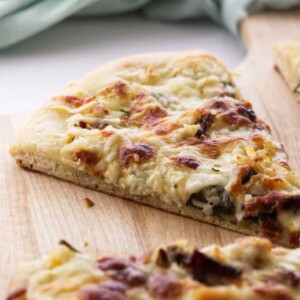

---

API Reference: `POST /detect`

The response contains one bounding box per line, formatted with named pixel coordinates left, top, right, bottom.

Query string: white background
left=0, top=14, right=245, bottom=114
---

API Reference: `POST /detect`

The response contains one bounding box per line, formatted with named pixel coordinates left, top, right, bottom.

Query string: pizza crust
left=273, top=42, right=300, bottom=101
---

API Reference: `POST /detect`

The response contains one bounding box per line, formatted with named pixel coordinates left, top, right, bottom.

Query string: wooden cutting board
left=2, top=10, right=300, bottom=297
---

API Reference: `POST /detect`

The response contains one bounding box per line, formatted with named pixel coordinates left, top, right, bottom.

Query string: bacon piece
left=79, top=284, right=127, bottom=300
left=155, top=248, right=170, bottom=268
left=93, top=102, right=109, bottom=116
left=290, top=232, right=300, bottom=247
left=149, top=272, right=183, bottom=300
left=176, top=137, right=245, bottom=159
left=136, top=91, right=146, bottom=100
left=172, top=155, right=200, bottom=170
left=119, top=142, right=155, bottom=167
left=97, top=257, right=129, bottom=271
left=97, top=257, right=146, bottom=287
left=241, top=168, right=256, bottom=185
left=244, top=193, right=300, bottom=243
left=184, top=249, right=241, bottom=286
left=229, top=165, right=256, bottom=196
left=6, top=288, right=26, bottom=300
left=195, top=112, right=214, bottom=140
left=74, top=150, right=98, bottom=164
left=261, top=213, right=281, bottom=238
left=281, top=195, right=300, bottom=211
left=244, top=192, right=300, bottom=217
left=237, top=106, right=256, bottom=122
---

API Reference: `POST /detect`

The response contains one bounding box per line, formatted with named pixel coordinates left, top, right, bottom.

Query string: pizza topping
left=97, top=257, right=129, bottom=271
left=141, top=106, right=167, bottom=127
left=74, top=150, right=99, bottom=165
left=97, top=257, right=147, bottom=287
left=254, top=285, right=293, bottom=300
left=196, top=112, right=214, bottom=140
left=77, top=121, right=108, bottom=130
left=172, top=155, right=200, bottom=170
left=6, top=288, right=26, bottom=300
left=244, top=192, right=300, bottom=216
left=290, top=232, right=300, bottom=246
left=218, top=107, right=255, bottom=129
left=178, top=249, right=241, bottom=286
left=261, top=213, right=282, bottom=238
left=241, top=168, right=257, bottom=185
left=149, top=272, right=183, bottom=300
left=237, top=106, right=256, bottom=122
left=114, top=266, right=147, bottom=287
left=243, top=193, right=300, bottom=243
left=79, top=284, right=127, bottom=300
left=276, top=270, right=300, bottom=287
left=8, top=237, right=300, bottom=299
left=209, top=99, right=229, bottom=111
left=101, top=131, right=114, bottom=138
left=119, top=142, right=156, bottom=167
left=281, top=195, right=300, bottom=212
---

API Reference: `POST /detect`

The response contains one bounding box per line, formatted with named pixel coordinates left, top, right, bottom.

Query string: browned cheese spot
left=74, top=150, right=99, bottom=165
left=149, top=272, right=183, bottom=300
left=119, top=142, right=156, bottom=167
left=172, top=155, right=200, bottom=170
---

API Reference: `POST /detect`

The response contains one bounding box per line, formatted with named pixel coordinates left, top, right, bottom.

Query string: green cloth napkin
left=0, top=0, right=299, bottom=49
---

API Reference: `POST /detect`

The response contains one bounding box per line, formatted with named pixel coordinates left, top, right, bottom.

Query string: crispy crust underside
left=13, top=151, right=285, bottom=245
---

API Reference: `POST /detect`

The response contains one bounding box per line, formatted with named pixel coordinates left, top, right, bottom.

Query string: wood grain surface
left=1, top=10, right=300, bottom=297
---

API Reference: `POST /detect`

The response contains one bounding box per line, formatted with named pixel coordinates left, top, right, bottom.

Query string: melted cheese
left=9, top=238, right=300, bottom=300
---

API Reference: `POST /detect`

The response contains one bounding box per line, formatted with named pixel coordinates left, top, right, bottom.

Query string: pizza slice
left=274, top=41, right=300, bottom=101
left=10, top=51, right=300, bottom=247
left=6, top=237, right=300, bottom=300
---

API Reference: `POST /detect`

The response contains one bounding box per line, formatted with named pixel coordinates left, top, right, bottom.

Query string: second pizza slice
left=10, top=51, right=300, bottom=247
